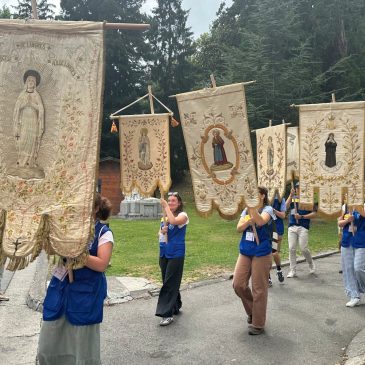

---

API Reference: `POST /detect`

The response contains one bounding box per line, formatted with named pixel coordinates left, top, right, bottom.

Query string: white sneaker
left=309, top=263, right=316, bottom=274
left=159, top=317, right=174, bottom=326
left=346, top=298, right=360, bottom=307
left=287, top=270, right=297, bottom=278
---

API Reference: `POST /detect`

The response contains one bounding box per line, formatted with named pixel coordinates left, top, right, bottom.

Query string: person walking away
left=37, top=194, right=114, bottom=365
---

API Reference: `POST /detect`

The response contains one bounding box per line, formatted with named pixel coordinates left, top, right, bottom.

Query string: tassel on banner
left=110, top=120, right=118, bottom=134
left=170, top=115, right=180, bottom=127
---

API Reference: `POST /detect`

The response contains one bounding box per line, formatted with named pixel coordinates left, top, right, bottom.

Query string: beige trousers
left=233, top=253, right=272, bottom=328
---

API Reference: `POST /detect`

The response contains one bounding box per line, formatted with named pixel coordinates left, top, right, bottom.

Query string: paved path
left=101, top=254, right=365, bottom=365
left=0, top=261, right=40, bottom=365
left=1, top=254, right=365, bottom=365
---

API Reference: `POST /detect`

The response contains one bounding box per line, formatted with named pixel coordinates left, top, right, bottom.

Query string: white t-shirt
left=241, top=206, right=275, bottom=223
left=98, top=230, right=114, bottom=247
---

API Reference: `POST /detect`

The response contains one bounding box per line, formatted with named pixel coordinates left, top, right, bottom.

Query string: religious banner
left=286, top=126, right=299, bottom=181
left=176, top=83, right=259, bottom=218
left=0, top=20, right=104, bottom=270
left=299, top=101, right=365, bottom=215
left=119, top=113, right=171, bottom=196
left=256, top=124, right=286, bottom=202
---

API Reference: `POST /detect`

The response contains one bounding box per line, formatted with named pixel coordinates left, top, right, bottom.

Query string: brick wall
left=98, top=160, right=123, bottom=215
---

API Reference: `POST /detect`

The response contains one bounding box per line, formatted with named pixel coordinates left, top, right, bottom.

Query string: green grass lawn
left=107, top=196, right=339, bottom=284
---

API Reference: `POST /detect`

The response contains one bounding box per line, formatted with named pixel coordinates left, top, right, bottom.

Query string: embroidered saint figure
left=325, top=133, right=337, bottom=168
left=210, top=129, right=233, bottom=171
left=138, top=128, right=153, bottom=170
left=10, top=70, right=45, bottom=179
left=266, top=136, right=274, bottom=175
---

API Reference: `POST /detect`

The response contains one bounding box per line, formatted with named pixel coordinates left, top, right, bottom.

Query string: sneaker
left=268, top=277, right=273, bottom=287
left=309, top=263, right=316, bottom=274
left=277, top=270, right=285, bottom=283
left=287, top=270, right=297, bottom=278
left=159, top=317, right=174, bottom=326
left=346, top=298, right=360, bottom=307
left=248, top=325, right=264, bottom=335
left=247, top=315, right=252, bottom=324
left=0, top=293, right=9, bottom=301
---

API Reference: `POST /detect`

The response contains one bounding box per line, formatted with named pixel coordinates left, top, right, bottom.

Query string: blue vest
left=288, top=197, right=311, bottom=230
left=42, top=221, right=111, bottom=325
left=353, top=211, right=365, bottom=248
left=341, top=210, right=354, bottom=248
left=272, top=197, right=284, bottom=235
left=159, top=216, right=187, bottom=259
left=239, top=209, right=272, bottom=257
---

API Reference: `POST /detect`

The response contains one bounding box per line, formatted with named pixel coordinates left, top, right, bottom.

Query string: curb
left=343, top=327, right=365, bottom=365
left=26, top=249, right=341, bottom=311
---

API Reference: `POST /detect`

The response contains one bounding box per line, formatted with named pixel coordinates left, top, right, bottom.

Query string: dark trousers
left=155, top=256, right=184, bottom=318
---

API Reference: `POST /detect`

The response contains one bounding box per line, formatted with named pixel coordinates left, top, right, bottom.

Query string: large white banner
left=176, top=83, right=259, bottom=218
left=299, top=101, right=365, bottom=215
left=0, top=20, right=104, bottom=270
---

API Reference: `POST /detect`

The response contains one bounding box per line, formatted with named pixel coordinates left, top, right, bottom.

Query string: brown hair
left=168, top=192, right=184, bottom=216
left=258, top=186, right=269, bottom=206
left=94, top=193, right=112, bottom=221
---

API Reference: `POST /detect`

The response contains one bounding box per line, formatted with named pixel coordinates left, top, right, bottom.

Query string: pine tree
left=148, top=0, right=196, bottom=182
left=13, top=0, right=55, bottom=19
left=0, top=5, right=11, bottom=18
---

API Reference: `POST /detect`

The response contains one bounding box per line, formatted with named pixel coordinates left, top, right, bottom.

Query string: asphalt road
left=101, top=254, right=365, bottom=365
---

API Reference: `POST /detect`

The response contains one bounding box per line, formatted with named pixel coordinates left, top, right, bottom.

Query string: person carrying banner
left=233, top=187, right=275, bottom=335
left=156, top=192, right=189, bottom=326
left=286, top=182, right=316, bottom=278
left=338, top=204, right=365, bottom=307
left=269, top=193, right=286, bottom=286
left=37, top=194, right=114, bottom=365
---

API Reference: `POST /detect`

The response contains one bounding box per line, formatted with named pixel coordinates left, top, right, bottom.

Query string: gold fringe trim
left=31, top=214, right=51, bottom=262
left=66, top=250, right=89, bottom=270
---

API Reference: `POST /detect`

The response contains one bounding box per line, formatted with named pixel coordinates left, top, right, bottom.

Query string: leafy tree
left=13, top=0, right=55, bottom=19
left=60, top=0, right=150, bottom=159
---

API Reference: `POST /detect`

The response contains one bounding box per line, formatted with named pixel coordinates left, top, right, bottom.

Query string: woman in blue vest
left=156, top=192, right=189, bottom=326
left=37, top=194, right=114, bottom=365
left=233, top=187, right=275, bottom=335
left=339, top=205, right=365, bottom=307
left=269, top=194, right=286, bottom=286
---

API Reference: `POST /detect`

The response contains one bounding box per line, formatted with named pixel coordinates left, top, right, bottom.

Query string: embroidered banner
left=256, top=124, right=286, bottom=202
left=0, top=20, right=104, bottom=270
left=119, top=113, right=171, bottom=196
left=299, top=101, right=365, bottom=215
left=176, top=83, right=259, bottom=218
left=286, top=126, right=299, bottom=181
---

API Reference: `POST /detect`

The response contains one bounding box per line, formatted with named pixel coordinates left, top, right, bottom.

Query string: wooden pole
left=104, top=23, right=150, bottom=31
left=210, top=74, right=217, bottom=88
left=148, top=85, right=155, bottom=114
left=31, top=0, right=38, bottom=19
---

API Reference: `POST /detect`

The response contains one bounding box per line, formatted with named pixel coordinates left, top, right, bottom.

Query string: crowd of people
left=1, top=184, right=363, bottom=363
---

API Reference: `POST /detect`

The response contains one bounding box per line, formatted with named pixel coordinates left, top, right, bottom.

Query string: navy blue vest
left=288, top=197, right=311, bottom=230
left=239, top=208, right=272, bottom=257
left=42, top=222, right=111, bottom=325
left=353, top=211, right=365, bottom=248
left=272, top=197, right=285, bottom=235
left=159, top=216, right=187, bottom=258
left=341, top=209, right=354, bottom=248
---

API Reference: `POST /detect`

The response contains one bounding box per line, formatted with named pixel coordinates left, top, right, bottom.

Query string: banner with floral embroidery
left=176, top=83, right=259, bottom=218
left=119, top=113, right=171, bottom=196
left=286, top=126, right=299, bottom=181
left=299, top=101, right=365, bottom=215
left=256, top=124, right=286, bottom=202
left=0, top=20, right=104, bottom=270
